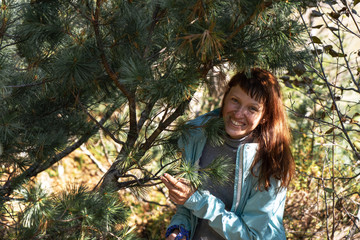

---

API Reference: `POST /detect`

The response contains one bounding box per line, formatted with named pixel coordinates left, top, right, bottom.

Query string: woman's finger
left=161, top=175, right=180, bottom=190
left=169, top=186, right=193, bottom=205
left=169, top=192, right=184, bottom=205
left=160, top=176, right=172, bottom=188
left=161, top=173, right=195, bottom=205
left=162, top=173, right=179, bottom=186
left=169, top=192, right=176, bottom=203
left=161, top=173, right=184, bottom=190
left=178, top=178, right=190, bottom=185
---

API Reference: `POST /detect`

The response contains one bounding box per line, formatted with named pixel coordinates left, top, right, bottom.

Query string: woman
left=161, top=68, right=295, bottom=240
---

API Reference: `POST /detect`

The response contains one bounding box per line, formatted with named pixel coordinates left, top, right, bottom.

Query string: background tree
left=0, top=0, right=307, bottom=239
left=282, top=0, right=360, bottom=239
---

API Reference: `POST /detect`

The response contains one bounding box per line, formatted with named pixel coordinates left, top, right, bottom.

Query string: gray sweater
left=192, top=134, right=251, bottom=240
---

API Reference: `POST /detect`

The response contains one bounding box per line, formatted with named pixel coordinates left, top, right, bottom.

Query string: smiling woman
left=222, top=85, right=264, bottom=139
left=161, top=68, right=295, bottom=240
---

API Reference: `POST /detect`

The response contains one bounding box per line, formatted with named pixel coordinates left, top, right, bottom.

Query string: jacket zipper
left=231, top=144, right=245, bottom=212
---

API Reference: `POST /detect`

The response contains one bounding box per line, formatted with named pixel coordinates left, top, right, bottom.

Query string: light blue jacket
left=168, top=110, right=287, bottom=239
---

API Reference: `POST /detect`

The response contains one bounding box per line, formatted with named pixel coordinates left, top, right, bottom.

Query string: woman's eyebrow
left=250, top=102, right=262, bottom=107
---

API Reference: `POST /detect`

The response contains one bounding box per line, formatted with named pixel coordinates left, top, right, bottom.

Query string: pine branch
left=92, top=1, right=129, bottom=97
left=0, top=104, right=118, bottom=200
left=99, top=99, right=191, bottom=192
left=92, top=0, right=138, bottom=151
left=155, top=158, right=180, bottom=177
left=0, top=13, right=8, bottom=40
left=226, top=0, right=267, bottom=42
left=137, top=101, right=156, bottom=132
left=97, top=97, right=192, bottom=191
left=98, top=63, right=213, bottom=191
left=116, top=175, right=160, bottom=189
left=143, top=4, right=165, bottom=59
left=98, top=149, right=181, bottom=192
left=140, top=99, right=191, bottom=153
left=0, top=40, right=23, bottom=51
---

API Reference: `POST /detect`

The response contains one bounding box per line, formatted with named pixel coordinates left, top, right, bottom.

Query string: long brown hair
left=221, top=68, right=295, bottom=190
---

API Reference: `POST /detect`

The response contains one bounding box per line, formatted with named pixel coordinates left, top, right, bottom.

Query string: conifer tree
left=0, top=0, right=308, bottom=238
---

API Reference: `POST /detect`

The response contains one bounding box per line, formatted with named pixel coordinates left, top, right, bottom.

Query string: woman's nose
left=234, top=107, right=245, bottom=118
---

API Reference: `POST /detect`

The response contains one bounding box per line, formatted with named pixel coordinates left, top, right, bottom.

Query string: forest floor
left=31, top=150, right=359, bottom=240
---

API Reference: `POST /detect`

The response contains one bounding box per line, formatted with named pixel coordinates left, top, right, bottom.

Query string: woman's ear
left=261, top=118, right=266, bottom=124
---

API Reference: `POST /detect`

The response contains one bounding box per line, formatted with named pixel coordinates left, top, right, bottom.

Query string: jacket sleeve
left=183, top=178, right=287, bottom=240
left=167, top=204, right=197, bottom=236
left=166, top=109, right=225, bottom=237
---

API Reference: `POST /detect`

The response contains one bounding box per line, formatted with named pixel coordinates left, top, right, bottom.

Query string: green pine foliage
left=15, top=184, right=138, bottom=240
left=173, top=155, right=234, bottom=190
left=203, top=117, right=226, bottom=147
left=0, top=0, right=309, bottom=238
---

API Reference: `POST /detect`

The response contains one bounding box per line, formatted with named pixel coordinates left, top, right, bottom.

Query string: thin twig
left=346, top=205, right=360, bottom=239
left=79, top=102, right=125, bottom=145
left=139, top=99, right=191, bottom=153
left=297, top=168, right=360, bottom=181
left=99, top=130, right=112, bottom=165
left=140, top=197, right=169, bottom=207
left=323, top=149, right=331, bottom=240
left=138, top=101, right=156, bottom=132
left=299, top=9, right=360, bottom=160
left=80, top=144, right=107, bottom=173
left=5, top=78, right=55, bottom=88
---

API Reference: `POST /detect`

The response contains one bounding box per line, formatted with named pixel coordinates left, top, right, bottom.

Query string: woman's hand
left=165, top=229, right=185, bottom=240
left=160, top=173, right=195, bottom=205
left=166, top=229, right=178, bottom=240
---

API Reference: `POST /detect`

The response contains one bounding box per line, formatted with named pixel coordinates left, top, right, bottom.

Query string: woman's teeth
left=231, top=119, right=244, bottom=126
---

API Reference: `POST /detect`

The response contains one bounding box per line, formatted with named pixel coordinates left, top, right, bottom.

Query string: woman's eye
left=249, top=107, right=259, bottom=112
left=231, top=98, right=238, bottom=103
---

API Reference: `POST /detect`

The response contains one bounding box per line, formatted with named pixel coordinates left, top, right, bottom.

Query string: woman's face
left=222, top=85, right=264, bottom=139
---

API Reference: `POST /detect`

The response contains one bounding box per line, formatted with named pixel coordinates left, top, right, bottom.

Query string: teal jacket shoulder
left=168, top=110, right=287, bottom=240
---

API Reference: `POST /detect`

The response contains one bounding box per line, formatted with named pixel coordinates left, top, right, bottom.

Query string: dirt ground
left=35, top=149, right=104, bottom=193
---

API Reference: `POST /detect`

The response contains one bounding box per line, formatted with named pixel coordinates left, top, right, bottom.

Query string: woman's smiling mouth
left=230, top=118, right=245, bottom=127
